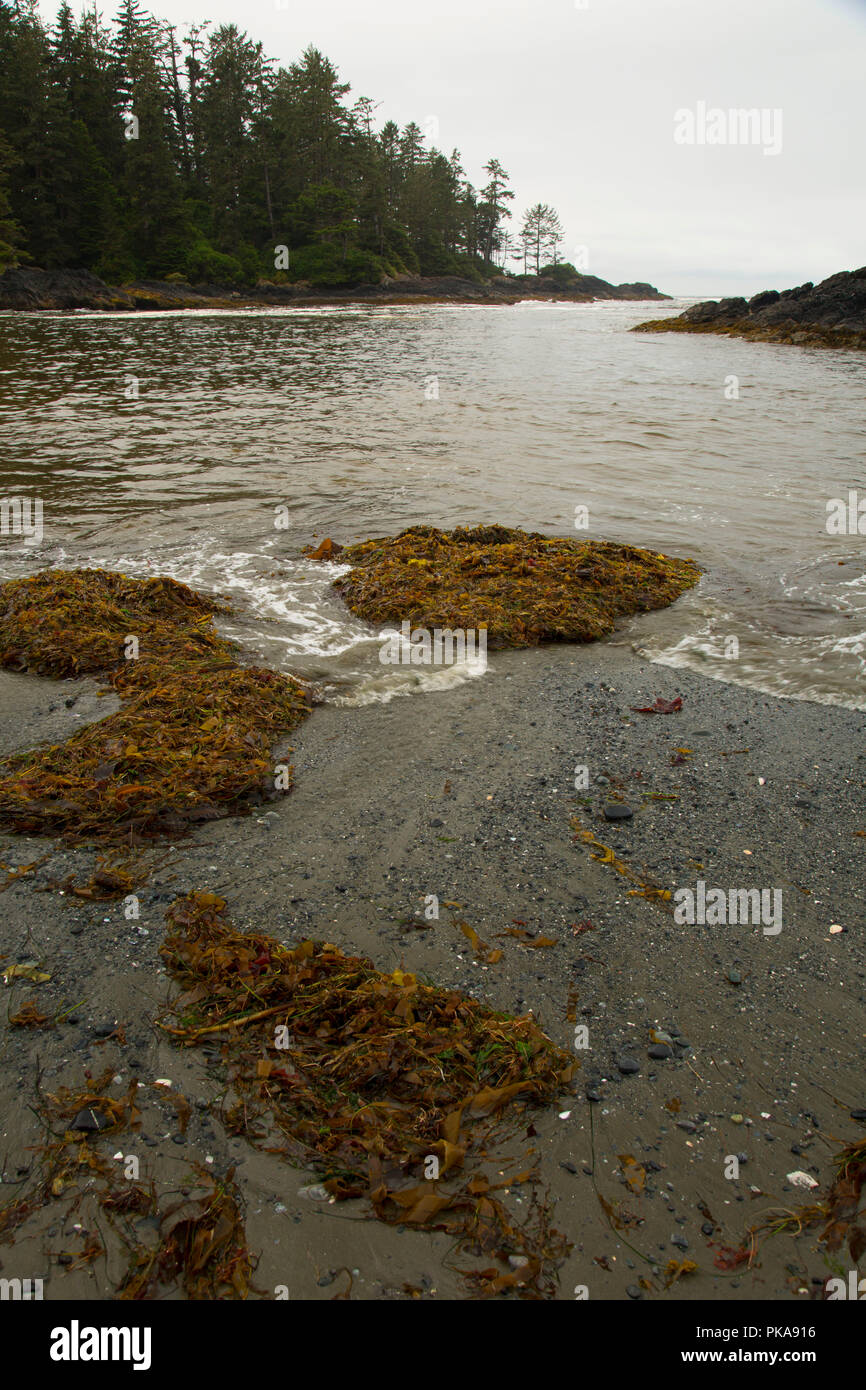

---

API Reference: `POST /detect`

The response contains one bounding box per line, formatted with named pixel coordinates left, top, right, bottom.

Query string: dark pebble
left=72, top=1107, right=111, bottom=1132
left=615, top=1056, right=640, bottom=1075
left=604, top=804, right=633, bottom=822
left=648, top=1044, right=673, bottom=1060
left=626, top=1285, right=642, bottom=1300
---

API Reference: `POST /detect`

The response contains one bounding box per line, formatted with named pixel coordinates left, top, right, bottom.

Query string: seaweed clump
left=159, top=891, right=577, bottom=1297
left=0, top=569, right=312, bottom=841
left=328, top=525, right=701, bottom=647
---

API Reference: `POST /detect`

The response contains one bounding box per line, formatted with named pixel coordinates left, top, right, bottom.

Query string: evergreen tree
left=0, top=2, right=566, bottom=289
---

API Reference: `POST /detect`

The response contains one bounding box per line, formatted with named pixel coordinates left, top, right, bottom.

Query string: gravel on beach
left=0, top=635, right=863, bottom=1301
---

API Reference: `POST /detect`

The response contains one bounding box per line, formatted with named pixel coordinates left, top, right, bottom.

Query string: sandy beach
left=1, top=619, right=863, bottom=1301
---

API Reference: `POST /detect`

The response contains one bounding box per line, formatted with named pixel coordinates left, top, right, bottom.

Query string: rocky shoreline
left=0, top=266, right=670, bottom=313
left=634, top=267, right=866, bottom=349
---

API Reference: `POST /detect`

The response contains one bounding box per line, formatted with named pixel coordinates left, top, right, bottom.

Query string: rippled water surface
left=0, top=300, right=864, bottom=706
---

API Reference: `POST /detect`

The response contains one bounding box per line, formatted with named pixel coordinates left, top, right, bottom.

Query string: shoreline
left=634, top=267, right=866, bottom=350
left=1, top=635, right=863, bottom=1300
left=0, top=267, right=672, bottom=315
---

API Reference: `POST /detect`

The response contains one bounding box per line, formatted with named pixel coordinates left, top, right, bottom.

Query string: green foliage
left=539, top=262, right=581, bottom=285
left=184, top=238, right=245, bottom=286
left=0, top=1, right=557, bottom=288
left=287, top=242, right=385, bottom=288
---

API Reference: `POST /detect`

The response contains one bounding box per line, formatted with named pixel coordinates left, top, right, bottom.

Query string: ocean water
left=0, top=298, right=864, bottom=708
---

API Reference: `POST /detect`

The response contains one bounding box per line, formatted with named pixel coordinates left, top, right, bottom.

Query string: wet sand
left=0, top=635, right=864, bottom=1301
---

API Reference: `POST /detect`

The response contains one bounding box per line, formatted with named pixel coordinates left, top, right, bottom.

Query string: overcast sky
left=45, top=0, right=866, bottom=296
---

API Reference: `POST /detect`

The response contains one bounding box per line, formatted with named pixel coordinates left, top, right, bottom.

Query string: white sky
left=41, top=0, right=866, bottom=296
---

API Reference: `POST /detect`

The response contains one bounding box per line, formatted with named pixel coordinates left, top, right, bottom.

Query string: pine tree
left=0, top=1, right=566, bottom=290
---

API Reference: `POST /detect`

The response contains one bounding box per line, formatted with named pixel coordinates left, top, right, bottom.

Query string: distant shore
left=0, top=266, right=671, bottom=314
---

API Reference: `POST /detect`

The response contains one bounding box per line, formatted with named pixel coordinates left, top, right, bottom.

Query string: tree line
left=0, top=0, right=568, bottom=287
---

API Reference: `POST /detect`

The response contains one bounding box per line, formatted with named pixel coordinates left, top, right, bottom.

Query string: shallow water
left=0, top=299, right=864, bottom=707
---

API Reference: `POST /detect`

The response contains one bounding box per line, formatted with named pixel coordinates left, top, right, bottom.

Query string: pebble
left=604, top=803, right=633, bottom=821
left=72, top=1107, right=110, bottom=1132
left=615, top=1056, right=640, bottom=1075
left=626, top=1284, right=642, bottom=1300
left=648, top=1044, right=673, bottom=1060
left=787, top=1171, right=819, bottom=1190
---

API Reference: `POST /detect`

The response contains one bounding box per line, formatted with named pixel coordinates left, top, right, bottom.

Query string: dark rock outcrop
left=0, top=266, right=669, bottom=313
left=634, top=267, right=866, bottom=349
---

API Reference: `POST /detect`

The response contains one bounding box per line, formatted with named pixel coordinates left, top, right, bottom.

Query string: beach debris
left=0, top=857, right=48, bottom=892
left=0, top=569, right=312, bottom=843
left=497, top=926, right=558, bottom=948
left=457, top=921, right=502, bottom=963
left=3, top=961, right=51, bottom=985
left=630, top=696, right=684, bottom=714
left=9, top=1000, right=53, bottom=1028
left=572, top=821, right=672, bottom=908
left=157, top=891, right=577, bottom=1297
left=787, top=1171, right=819, bottom=1190
left=665, top=1258, right=698, bottom=1287
left=747, top=1134, right=866, bottom=1271
left=321, top=525, right=700, bottom=648
left=0, top=1064, right=255, bottom=1299
left=619, top=1154, right=646, bottom=1193
left=304, top=537, right=344, bottom=562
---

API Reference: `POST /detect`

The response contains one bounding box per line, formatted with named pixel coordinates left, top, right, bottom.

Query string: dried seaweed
left=748, top=1133, right=866, bottom=1272
left=0, top=569, right=227, bottom=678
left=158, top=891, right=577, bottom=1297
left=0, top=1065, right=255, bottom=1300
left=0, top=569, right=312, bottom=842
left=326, top=525, right=701, bottom=648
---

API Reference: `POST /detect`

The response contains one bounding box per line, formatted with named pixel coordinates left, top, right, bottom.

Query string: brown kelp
left=321, top=525, right=701, bottom=647
left=748, top=1133, right=866, bottom=1282
left=0, top=569, right=312, bottom=841
left=159, top=891, right=577, bottom=1297
left=0, top=1064, right=254, bottom=1299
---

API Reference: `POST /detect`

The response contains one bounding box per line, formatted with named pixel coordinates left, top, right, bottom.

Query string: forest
left=0, top=0, right=568, bottom=287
